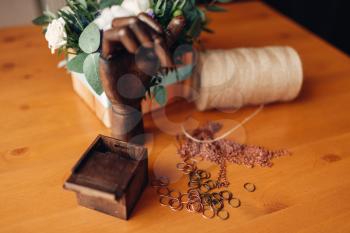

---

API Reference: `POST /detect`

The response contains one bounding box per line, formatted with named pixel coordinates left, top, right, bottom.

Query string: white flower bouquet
left=33, top=0, right=229, bottom=103
left=33, top=0, right=231, bottom=127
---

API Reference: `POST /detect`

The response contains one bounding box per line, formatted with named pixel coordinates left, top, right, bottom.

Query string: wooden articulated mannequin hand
left=99, top=13, right=185, bottom=144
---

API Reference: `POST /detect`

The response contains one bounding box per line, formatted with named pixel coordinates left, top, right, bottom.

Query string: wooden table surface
left=1, top=2, right=350, bottom=233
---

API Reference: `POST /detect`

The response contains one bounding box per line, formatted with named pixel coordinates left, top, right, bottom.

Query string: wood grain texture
left=0, top=2, right=350, bottom=233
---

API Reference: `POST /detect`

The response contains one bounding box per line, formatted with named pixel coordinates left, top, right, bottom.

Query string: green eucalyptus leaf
left=153, top=85, right=167, bottom=106
left=43, top=10, right=56, bottom=19
left=187, top=17, right=202, bottom=38
left=77, top=0, right=87, bottom=8
left=83, top=52, right=103, bottom=95
left=99, top=0, right=123, bottom=9
left=205, top=5, right=227, bottom=12
left=160, top=65, right=194, bottom=86
left=79, top=22, right=100, bottom=54
left=32, top=15, right=51, bottom=25
left=67, top=53, right=88, bottom=73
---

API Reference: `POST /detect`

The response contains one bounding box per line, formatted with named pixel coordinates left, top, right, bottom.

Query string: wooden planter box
left=64, top=135, right=148, bottom=220
left=71, top=73, right=189, bottom=128
left=70, top=51, right=194, bottom=128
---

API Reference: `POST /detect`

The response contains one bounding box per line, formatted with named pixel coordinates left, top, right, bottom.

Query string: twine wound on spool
left=192, top=46, right=303, bottom=111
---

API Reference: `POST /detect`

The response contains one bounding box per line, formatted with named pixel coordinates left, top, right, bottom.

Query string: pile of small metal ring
left=151, top=159, right=243, bottom=220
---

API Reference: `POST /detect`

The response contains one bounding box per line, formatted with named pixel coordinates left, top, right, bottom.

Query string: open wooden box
left=64, top=135, right=148, bottom=220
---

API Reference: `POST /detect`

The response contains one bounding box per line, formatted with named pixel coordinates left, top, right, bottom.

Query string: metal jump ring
left=176, top=162, right=186, bottom=171
left=219, top=190, right=233, bottom=200
left=180, top=193, right=189, bottom=203
left=169, top=190, right=181, bottom=199
left=159, top=176, right=170, bottom=186
left=159, top=195, right=169, bottom=206
left=243, top=183, right=256, bottom=192
left=169, top=198, right=183, bottom=211
left=216, top=209, right=230, bottom=220
left=200, top=183, right=211, bottom=193
left=228, top=197, right=241, bottom=208
left=202, top=206, right=215, bottom=219
left=157, top=186, right=170, bottom=196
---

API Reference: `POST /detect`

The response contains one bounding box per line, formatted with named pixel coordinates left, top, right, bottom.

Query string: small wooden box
left=64, top=135, right=148, bottom=220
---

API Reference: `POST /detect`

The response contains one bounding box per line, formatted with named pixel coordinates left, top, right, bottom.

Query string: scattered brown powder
left=177, top=122, right=290, bottom=187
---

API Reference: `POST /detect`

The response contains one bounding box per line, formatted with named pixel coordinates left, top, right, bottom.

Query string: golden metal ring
left=176, top=162, right=186, bottom=171
left=202, top=206, right=215, bottom=219
left=189, top=201, right=203, bottom=213
left=157, top=186, right=170, bottom=196
left=243, top=183, right=256, bottom=192
left=169, top=198, right=183, bottom=211
left=211, top=192, right=223, bottom=201
left=180, top=193, right=189, bottom=203
left=205, top=180, right=217, bottom=189
left=217, top=209, right=230, bottom=220
left=200, top=183, right=211, bottom=193
left=219, top=190, right=233, bottom=200
left=158, top=176, right=169, bottom=186
left=228, top=197, right=241, bottom=208
left=169, top=190, right=181, bottom=199
left=211, top=198, right=223, bottom=211
left=159, top=195, right=169, bottom=206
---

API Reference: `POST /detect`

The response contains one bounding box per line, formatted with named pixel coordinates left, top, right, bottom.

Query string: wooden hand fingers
left=103, top=15, right=174, bottom=68
left=166, top=16, right=186, bottom=47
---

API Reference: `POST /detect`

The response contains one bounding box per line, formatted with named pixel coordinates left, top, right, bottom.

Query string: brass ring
left=176, top=162, right=186, bottom=171
left=200, top=183, right=211, bottom=193
left=219, top=190, right=233, bottom=200
left=196, top=169, right=210, bottom=179
left=211, top=198, right=223, bottom=211
left=157, top=186, right=170, bottom=196
left=186, top=202, right=194, bottom=212
left=159, top=176, right=169, bottom=186
left=228, top=197, right=241, bottom=208
left=184, top=158, right=197, bottom=165
left=202, top=206, right=215, bottom=219
left=211, top=192, right=223, bottom=201
left=159, top=195, right=169, bottom=206
left=205, top=180, right=217, bottom=190
left=217, top=209, right=230, bottom=220
left=201, top=193, right=212, bottom=206
left=180, top=193, right=189, bottom=203
left=169, top=190, right=181, bottom=199
left=244, top=183, right=256, bottom=192
left=169, top=198, right=183, bottom=211
left=188, top=201, right=203, bottom=213
left=188, top=181, right=201, bottom=189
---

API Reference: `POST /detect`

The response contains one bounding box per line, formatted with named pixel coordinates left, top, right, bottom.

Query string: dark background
left=263, top=0, right=350, bottom=55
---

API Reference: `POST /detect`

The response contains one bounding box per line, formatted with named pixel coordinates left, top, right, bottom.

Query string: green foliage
left=32, top=15, right=52, bottom=26
left=151, top=0, right=227, bottom=44
left=99, top=0, right=123, bottom=9
left=58, top=0, right=99, bottom=53
left=83, top=52, right=103, bottom=95
left=153, top=85, right=167, bottom=106
left=33, top=0, right=231, bottom=101
left=79, top=22, right=100, bottom=53
left=67, top=52, right=88, bottom=73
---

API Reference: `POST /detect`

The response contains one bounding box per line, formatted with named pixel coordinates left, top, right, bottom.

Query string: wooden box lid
left=64, top=135, right=147, bottom=200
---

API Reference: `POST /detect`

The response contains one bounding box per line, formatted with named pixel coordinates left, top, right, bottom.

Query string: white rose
left=94, top=6, right=133, bottom=31
left=121, top=0, right=151, bottom=15
left=45, top=17, right=67, bottom=54
left=94, top=0, right=151, bottom=31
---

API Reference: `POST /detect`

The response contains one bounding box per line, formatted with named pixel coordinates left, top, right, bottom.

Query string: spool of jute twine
left=191, top=46, right=303, bottom=111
